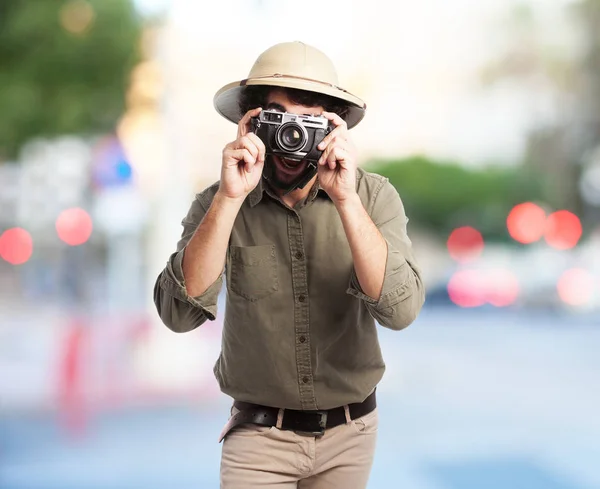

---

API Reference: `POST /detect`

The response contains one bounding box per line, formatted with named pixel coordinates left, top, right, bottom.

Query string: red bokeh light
left=447, top=269, right=487, bottom=308
left=507, top=202, right=547, bottom=244
left=545, top=210, right=582, bottom=250
left=448, top=268, right=520, bottom=308
left=0, top=228, right=33, bottom=265
left=557, top=268, right=595, bottom=306
left=447, top=226, right=484, bottom=263
left=56, top=208, right=93, bottom=246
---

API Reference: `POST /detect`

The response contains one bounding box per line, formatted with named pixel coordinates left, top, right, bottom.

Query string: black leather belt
left=218, top=390, right=376, bottom=443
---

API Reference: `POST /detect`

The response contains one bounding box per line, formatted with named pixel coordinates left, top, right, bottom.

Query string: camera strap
left=284, top=162, right=318, bottom=195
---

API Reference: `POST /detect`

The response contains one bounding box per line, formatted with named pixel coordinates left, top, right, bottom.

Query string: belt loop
left=276, top=408, right=284, bottom=429
left=343, top=405, right=351, bottom=424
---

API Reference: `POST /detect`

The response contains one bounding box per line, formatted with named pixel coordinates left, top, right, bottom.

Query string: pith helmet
left=213, top=41, right=366, bottom=129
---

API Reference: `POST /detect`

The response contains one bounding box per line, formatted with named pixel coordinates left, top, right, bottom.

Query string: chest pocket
left=228, top=244, right=279, bottom=301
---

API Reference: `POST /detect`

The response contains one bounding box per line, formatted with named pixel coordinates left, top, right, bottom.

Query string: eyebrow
left=266, top=102, right=316, bottom=116
left=266, top=102, right=286, bottom=112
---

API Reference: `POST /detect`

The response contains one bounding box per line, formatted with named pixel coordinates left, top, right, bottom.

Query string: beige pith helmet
left=213, top=41, right=367, bottom=129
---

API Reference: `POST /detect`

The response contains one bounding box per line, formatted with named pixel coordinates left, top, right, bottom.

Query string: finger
left=252, top=157, right=265, bottom=175
left=238, top=107, right=262, bottom=136
left=239, top=149, right=257, bottom=173
left=320, top=110, right=347, bottom=128
left=327, top=146, right=349, bottom=170
left=227, top=148, right=256, bottom=171
left=318, top=134, right=343, bottom=152
left=237, top=107, right=263, bottom=138
left=318, top=145, right=331, bottom=166
left=318, top=139, right=343, bottom=166
left=235, top=136, right=259, bottom=162
left=326, top=147, right=338, bottom=170
left=225, top=147, right=253, bottom=165
left=317, top=126, right=348, bottom=150
left=244, top=132, right=266, bottom=162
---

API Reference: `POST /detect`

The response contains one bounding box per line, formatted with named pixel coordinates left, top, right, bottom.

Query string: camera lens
left=276, top=123, right=306, bottom=152
left=282, top=127, right=302, bottom=146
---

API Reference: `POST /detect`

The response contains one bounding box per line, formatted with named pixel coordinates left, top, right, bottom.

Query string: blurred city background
left=1, top=0, right=599, bottom=488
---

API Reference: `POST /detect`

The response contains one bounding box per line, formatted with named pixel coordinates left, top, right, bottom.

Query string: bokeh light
left=486, top=268, right=520, bottom=307
left=0, top=228, right=33, bottom=265
left=557, top=268, right=595, bottom=306
left=545, top=210, right=582, bottom=250
left=506, top=202, right=547, bottom=244
left=60, top=0, right=95, bottom=35
left=447, top=269, right=487, bottom=308
left=447, top=226, right=484, bottom=263
left=92, top=135, right=134, bottom=188
left=448, top=268, right=520, bottom=308
left=56, top=208, right=93, bottom=246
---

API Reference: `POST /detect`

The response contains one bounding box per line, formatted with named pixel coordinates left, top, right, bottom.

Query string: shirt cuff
left=346, top=239, right=413, bottom=309
left=160, top=248, right=221, bottom=320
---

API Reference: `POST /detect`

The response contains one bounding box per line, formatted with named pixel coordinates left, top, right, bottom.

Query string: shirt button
left=299, top=336, right=306, bottom=343
left=298, top=294, right=306, bottom=302
left=302, top=376, right=309, bottom=384
left=295, top=251, right=304, bottom=260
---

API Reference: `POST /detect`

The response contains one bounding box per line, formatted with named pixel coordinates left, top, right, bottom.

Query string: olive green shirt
left=154, top=167, right=425, bottom=410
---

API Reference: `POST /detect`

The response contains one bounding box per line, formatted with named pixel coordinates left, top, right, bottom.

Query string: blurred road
left=1, top=307, right=599, bottom=489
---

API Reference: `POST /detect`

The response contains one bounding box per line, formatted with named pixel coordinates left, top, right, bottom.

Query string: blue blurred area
left=1, top=308, right=599, bottom=489
left=427, top=458, right=585, bottom=489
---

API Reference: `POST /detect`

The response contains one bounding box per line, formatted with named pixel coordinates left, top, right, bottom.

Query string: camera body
left=251, top=110, right=333, bottom=162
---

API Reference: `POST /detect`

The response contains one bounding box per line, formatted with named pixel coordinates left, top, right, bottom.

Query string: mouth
left=273, top=155, right=307, bottom=175
left=280, top=156, right=303, bottom=169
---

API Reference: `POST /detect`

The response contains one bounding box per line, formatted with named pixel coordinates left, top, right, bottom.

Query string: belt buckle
left=294, top=411, right=328, bottom=437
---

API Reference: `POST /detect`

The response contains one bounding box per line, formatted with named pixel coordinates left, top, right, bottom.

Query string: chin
left=271, top=173, right=296, bottom=188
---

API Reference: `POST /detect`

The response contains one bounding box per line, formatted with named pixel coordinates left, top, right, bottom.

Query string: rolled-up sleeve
left=346, top=179, right=425, bottom=330
left=154, top=194, right=224, bottom=333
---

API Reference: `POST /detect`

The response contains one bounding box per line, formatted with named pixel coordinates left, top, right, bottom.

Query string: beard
left=264, top=155, right=317, bottom=193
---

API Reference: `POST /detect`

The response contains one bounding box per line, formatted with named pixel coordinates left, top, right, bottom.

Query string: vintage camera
left=251, top=110, right=333, bottom=162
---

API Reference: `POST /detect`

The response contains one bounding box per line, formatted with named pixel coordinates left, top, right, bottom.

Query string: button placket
left=287, top=212, right=316, bottom=410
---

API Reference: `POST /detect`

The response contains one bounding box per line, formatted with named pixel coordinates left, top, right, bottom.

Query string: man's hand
left=316, top=111, right=358, bottom=205
left=218, top=107, right=266, bottom=202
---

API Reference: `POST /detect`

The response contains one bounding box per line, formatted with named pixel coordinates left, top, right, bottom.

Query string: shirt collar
left=248, top=178, right=265, bottom=207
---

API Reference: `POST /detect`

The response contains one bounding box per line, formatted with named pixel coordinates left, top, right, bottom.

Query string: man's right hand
left=218, top=107, right=266, bottom=201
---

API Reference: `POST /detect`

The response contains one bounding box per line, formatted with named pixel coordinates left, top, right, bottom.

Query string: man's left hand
left=316, top=111, right=358, bottom=204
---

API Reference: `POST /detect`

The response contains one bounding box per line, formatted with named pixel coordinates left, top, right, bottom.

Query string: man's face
left=264, top=89, right=324, bottom=189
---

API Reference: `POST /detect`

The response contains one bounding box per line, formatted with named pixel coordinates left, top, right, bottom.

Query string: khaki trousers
left=220, top=406, right=378, bottom=488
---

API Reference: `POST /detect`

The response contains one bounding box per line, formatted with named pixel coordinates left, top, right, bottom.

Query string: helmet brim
left=213, top=76, right=366, bottom=129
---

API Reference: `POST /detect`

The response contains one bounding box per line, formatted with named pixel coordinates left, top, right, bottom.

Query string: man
left=154, top=41, right=425, bottom=488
